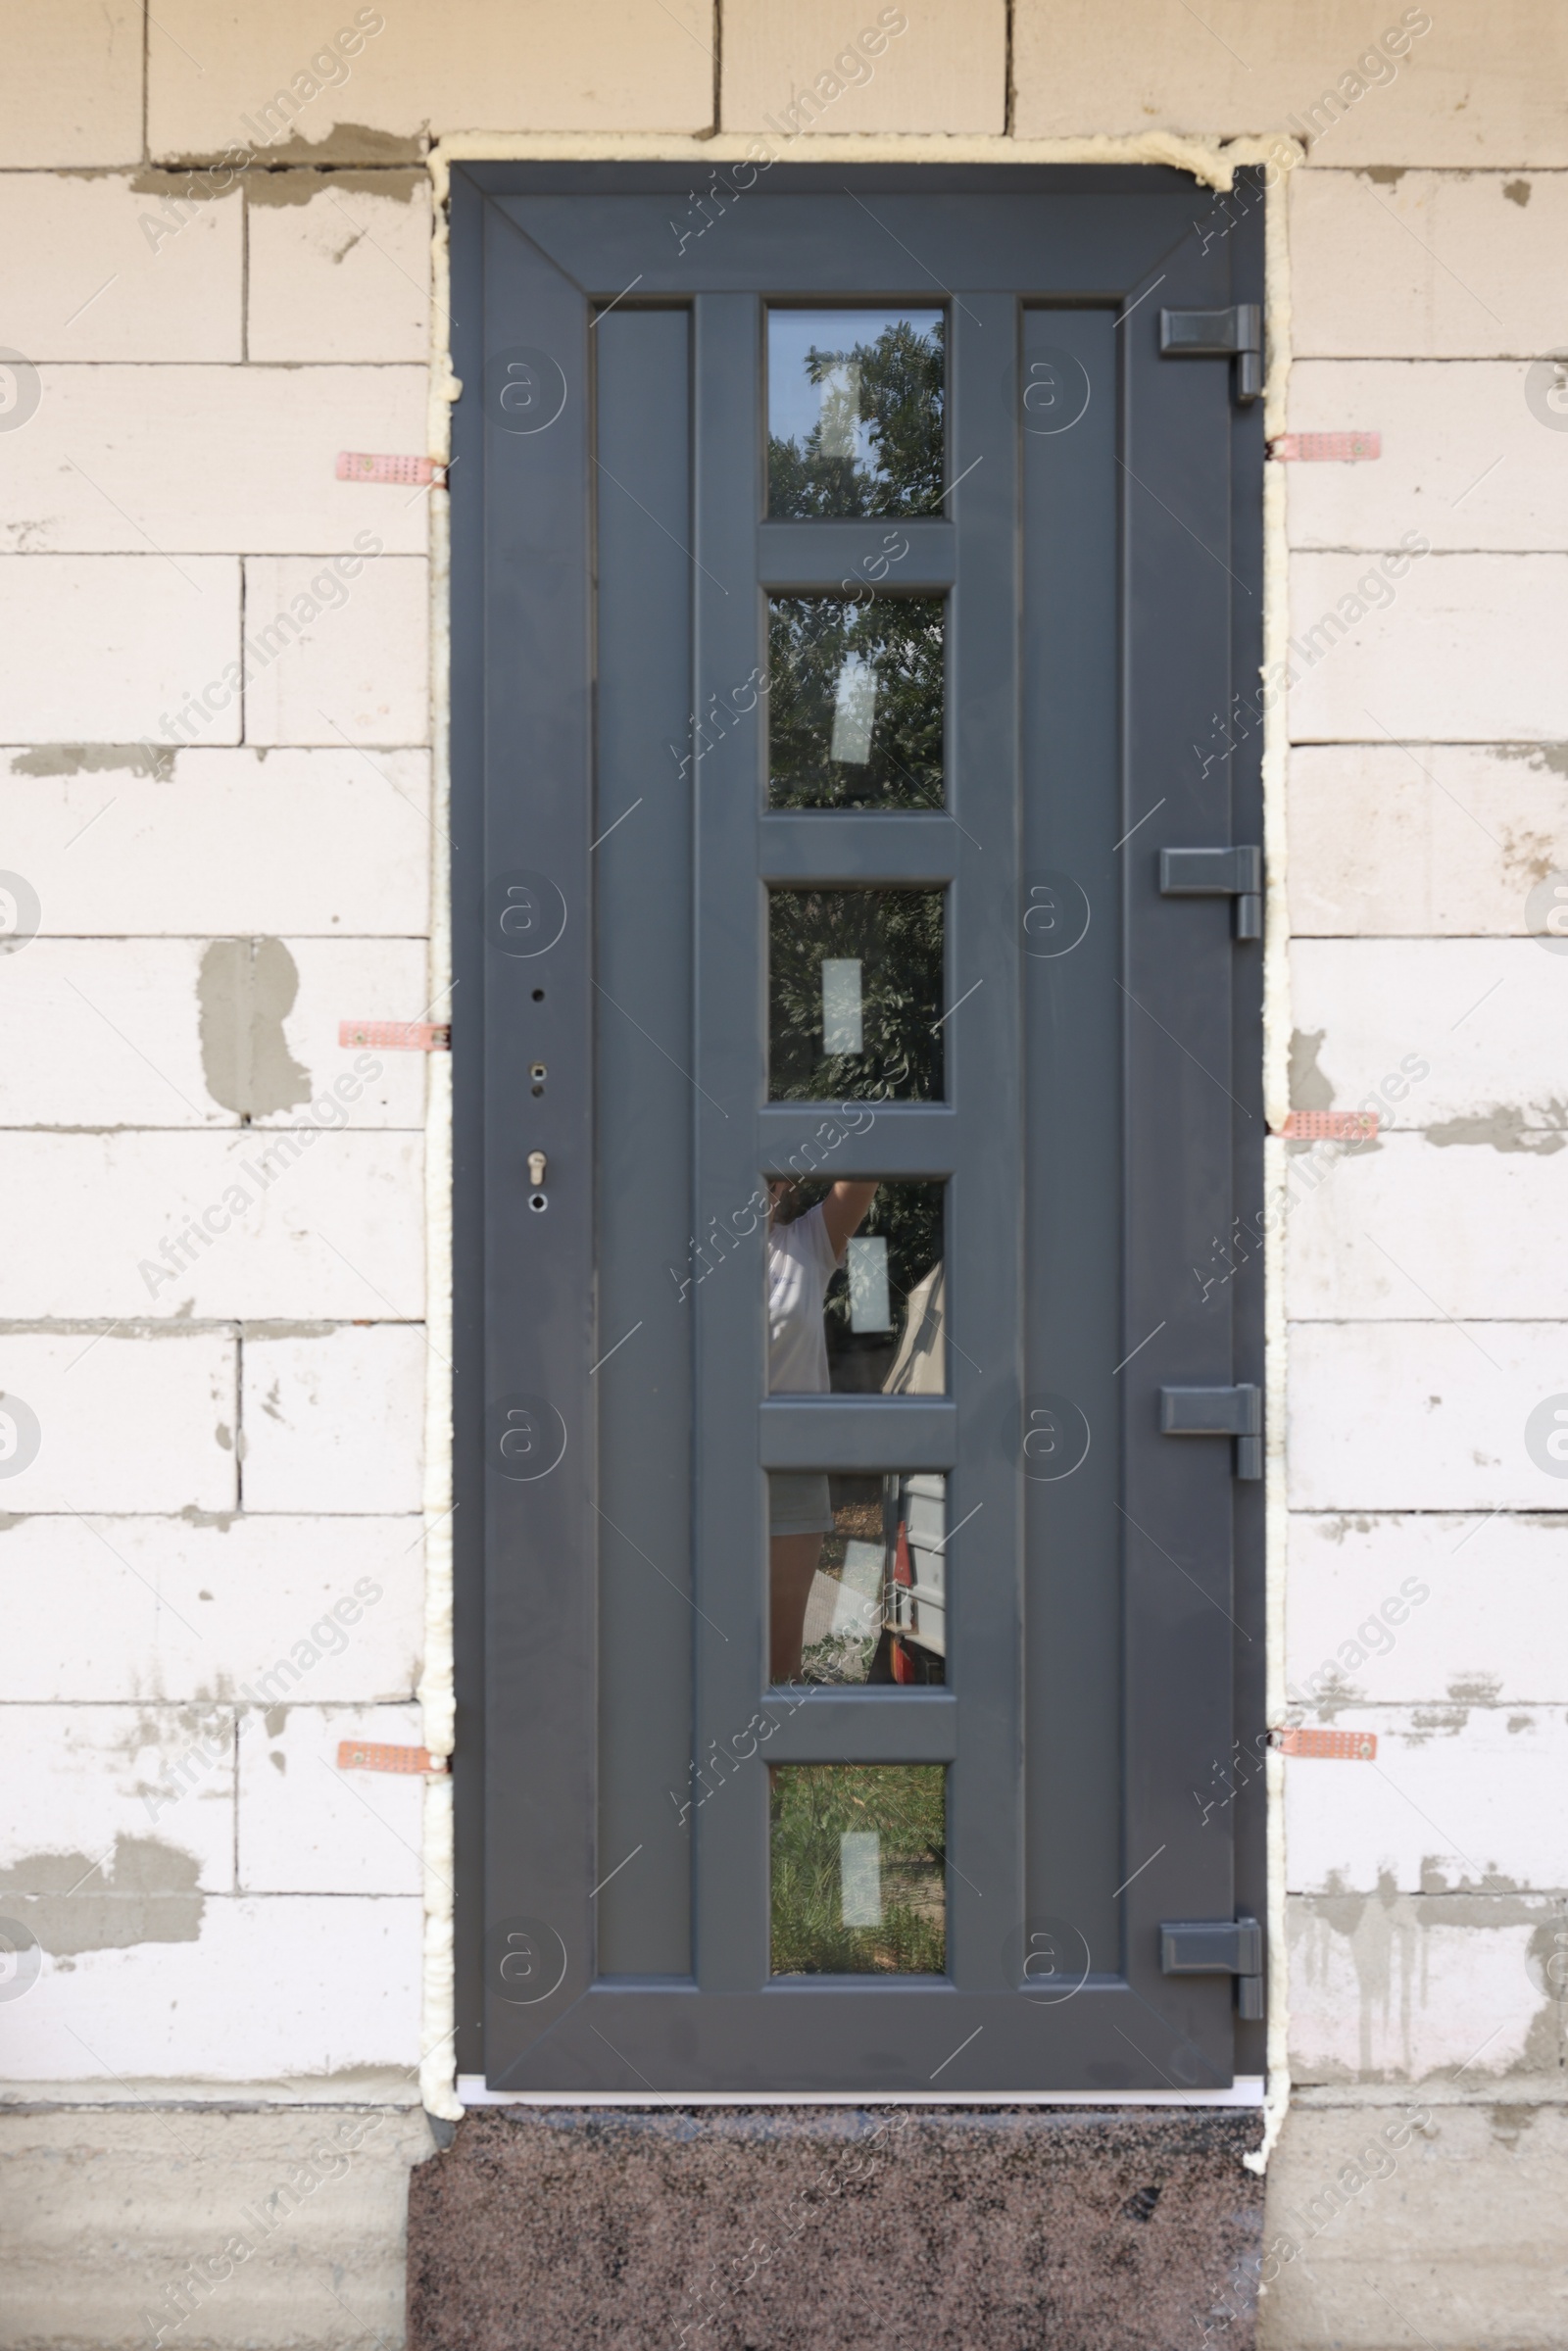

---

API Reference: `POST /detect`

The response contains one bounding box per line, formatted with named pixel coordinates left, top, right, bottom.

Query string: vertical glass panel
left=847, top=1235, right=890, bottom=1330
left=768, top=890, right=944, bottom=1101
left=770, top=1765, right=947, bottom=1974
left=821, top=957, right=864, bottom=1053
left=767, top=308, right=945, bottom=518
left=769, top=1470, right=949, bottom=1688
left=767, top=596, right=944, bottom=810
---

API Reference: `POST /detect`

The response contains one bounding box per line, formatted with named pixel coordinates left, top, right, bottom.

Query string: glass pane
left=767, top=596, right=944, bottom=810
left=770, top=1765, right=947, bottom=1975
left=765, top=1175, right=945, bottom=1396
left=768, top=890, right=944, bottom=1102
left=769, top=1470, right=948, bottom=1688
left=767, top=308, right=944, bottom=518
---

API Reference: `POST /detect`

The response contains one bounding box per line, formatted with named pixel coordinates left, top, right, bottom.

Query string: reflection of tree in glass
left=768, top=318, right=945, bottom=518
left=768, top=889, right=943, bottom=1103
left=770, top=1763, right=946, bottom=1975
left=768, top=596, right=943, bottom=810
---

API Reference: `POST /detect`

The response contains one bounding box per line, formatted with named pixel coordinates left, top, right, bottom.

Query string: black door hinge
left=1160, top=1915, right=1263, bottom=2020
left=1159, top=846, right=1262, bottom=940
left=1158, top=303, right=1263, bottom=405
left=1159, top=1383, right=1262, bottom=1481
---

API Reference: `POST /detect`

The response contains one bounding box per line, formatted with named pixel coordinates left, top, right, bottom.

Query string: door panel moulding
left=418, top=131, right=1298, bottom=2146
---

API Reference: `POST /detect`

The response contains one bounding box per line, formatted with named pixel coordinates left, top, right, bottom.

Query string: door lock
left=527, top=1151, right=548, bottom=1187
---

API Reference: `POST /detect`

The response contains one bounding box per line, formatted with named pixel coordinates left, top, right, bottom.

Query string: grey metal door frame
left=450, top=163, right=1267, bottom=2094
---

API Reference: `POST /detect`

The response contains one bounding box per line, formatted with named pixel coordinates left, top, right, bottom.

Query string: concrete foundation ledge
left=1257, top=2099, right=1568, bottom=2351
left=0, top=2102, right=434, bottom=2351
left=407, top=2105, right=1264, bottom=2350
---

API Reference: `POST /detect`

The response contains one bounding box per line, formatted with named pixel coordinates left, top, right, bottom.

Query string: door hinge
left=1160, top=1914, right=1263, bottom=2020
left=1158, top=303, right=1263, bottom=405
left=1159, top=1383, right=1262, bottom=1481
left=1159, top=846, right=1262, bottom=940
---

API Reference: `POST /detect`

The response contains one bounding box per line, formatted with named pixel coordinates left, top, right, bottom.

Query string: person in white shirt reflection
left=766, top=1175, right=879, bottom=1682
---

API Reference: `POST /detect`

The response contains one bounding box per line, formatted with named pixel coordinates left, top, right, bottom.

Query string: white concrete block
left=1287, top=363, right=1566, bottom=553
left=238, top=1703, right=423, bottom=1894
left=0, top=1334, right=235, bottom=1514
left=0, top=1895, right=421, bottom=2082
left=1289, top=553, right=1568, bottom=742
left=147, top=0, right=711, bottom=156
left=0, top=558, right=240, bottom=747
left=724, top=0, right=1005, bottom=133
left=1288, top=1890, right=1559, bottom=2083
left=1290, top=939, right=1567, bottom=1133
left=1284, top=1706, right=1568, bottom=1894
left=240, top=1327, right=425, bottom=1514
left=1288, top=1510, right=1568, bottom=1707
left=242, top=554, right=428, bottom=747
left=0, top=2, right=141, bottom=168
left=0, top=2106, right=429, bottom=2351
left=0, top=745, right=431, bottom=937
left=0, top=937, right=427, bottom=1128
left=1017, top=4, right=1568, bottom=167
left=1291, top=169, right=1568, bottom=357
left=1, top=367, right=428, bottom=555
left=0, top=1515, right=421, bottom=1704
left=247, top=171, right=431, bottom=363
left=0, top=939, right=215, bottom=1128
left=0, top=1131, right=424, bottom=1321
left=254, top=936, right=431, bottom=1128
left=1287, top=743, right=1568, bottom=938
left=1285, top=1133, right=1568, bottom=1322
left=0, top=1705, right=233, bottom=1894
left=0, top=174, right=242, bottom=361
left=1288, top=1321, right=1568, bottom=1513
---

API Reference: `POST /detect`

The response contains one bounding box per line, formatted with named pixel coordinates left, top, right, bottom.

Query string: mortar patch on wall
left=184, top=124, right=423, bottom=170
left=124, top=168, right=241, bottom=205
left=1427, top=1106, right=1568, bottom=1156
left=1493, top=742, right=1568, bottom=780
left=198, top=938, right=311, bottom=1117
left=10, top=743, right=176, bottom=781
left=244, top=165, right=423, bottom=206
left=0, top=1836, right=204, bottom=1955
left=1288, top=1028, right=1335, bottom=1112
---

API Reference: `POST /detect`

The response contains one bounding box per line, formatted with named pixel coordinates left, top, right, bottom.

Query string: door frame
left=446, top=159, right=1269, bottom=2096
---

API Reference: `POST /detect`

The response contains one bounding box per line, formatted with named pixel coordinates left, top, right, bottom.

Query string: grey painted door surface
left=451, top=165, right=1266, bottom=2093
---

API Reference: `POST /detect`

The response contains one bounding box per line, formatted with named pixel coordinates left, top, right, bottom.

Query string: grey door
left=451, top=165, right=1266, bottom=2093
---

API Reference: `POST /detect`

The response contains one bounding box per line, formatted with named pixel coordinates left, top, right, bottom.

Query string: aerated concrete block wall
left=0, top=5, right=1565, bottom=2347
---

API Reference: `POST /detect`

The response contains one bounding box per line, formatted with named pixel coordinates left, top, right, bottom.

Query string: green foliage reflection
left=770, top=1763, right=947, bottom=1975
left=768, top=889, right=944, bottom=1103
left=767, top=595, right=943, bottom=811
left=767, top=316, right=946, bottom=519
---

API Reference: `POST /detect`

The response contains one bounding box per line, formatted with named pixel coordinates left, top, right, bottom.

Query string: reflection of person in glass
left=767, top=1176, right=879, bottom=1681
